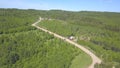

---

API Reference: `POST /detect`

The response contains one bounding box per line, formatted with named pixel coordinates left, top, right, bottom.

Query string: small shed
left=69, top=36, right=75, bottom=40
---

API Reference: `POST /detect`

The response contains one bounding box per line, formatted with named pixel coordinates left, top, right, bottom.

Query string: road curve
left=32, top=17, right=102, bottom=68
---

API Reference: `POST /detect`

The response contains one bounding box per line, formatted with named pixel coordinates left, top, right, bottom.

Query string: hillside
left=38, top=10, right=120, bottom=68
left=0, top=8, right=120, bottom=68
left=0, top=9, right=92, bottom=68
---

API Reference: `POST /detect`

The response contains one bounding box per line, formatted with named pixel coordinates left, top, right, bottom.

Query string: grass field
left=70, top=53, right=92, bottom=68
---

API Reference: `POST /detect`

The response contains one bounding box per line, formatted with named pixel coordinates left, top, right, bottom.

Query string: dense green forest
left=37, top=11, right=120, bottom=67
left=0, top=9, right=92, bottom=68
left=0, top=8, right=120, bottom=68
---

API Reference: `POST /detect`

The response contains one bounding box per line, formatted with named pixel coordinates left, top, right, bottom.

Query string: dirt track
left=32, top=17, right=102, bottom=68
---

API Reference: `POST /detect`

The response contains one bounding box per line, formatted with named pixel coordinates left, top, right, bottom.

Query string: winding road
left=32, top=17, right=102, bottom=68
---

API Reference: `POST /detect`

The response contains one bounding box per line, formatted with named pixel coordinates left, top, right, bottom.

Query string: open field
left=70, top=53, right=92, bottom=68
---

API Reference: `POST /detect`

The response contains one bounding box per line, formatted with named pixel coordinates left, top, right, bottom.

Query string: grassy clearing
left=70, top=53, right=92, bottom=68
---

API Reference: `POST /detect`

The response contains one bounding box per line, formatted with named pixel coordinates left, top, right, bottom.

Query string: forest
left=38, top=10, right=120, bottom=68
left=0, top=8, right=120, bottom=68
left=0, top=8, right=91, bottom=68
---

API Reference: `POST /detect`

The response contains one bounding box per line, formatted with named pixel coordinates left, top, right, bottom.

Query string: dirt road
left=32, top=17, right=102, bottom=68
